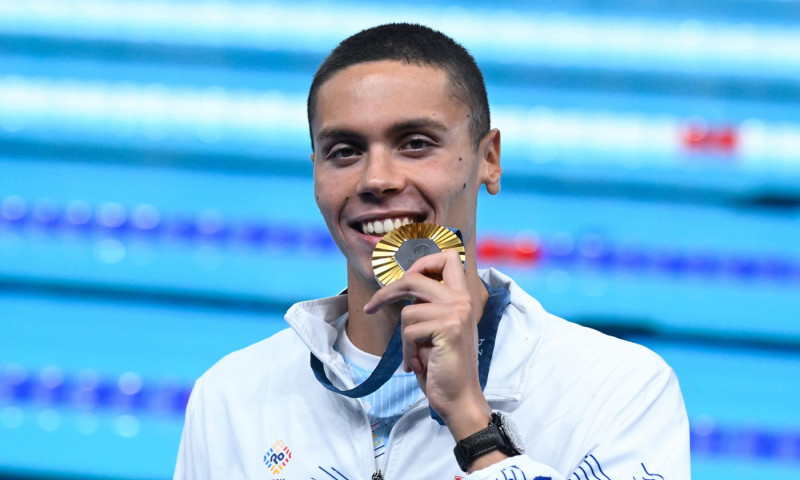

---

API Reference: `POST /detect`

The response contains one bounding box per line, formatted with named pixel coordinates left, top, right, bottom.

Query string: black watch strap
left=453, top=412, right=516, bottom=472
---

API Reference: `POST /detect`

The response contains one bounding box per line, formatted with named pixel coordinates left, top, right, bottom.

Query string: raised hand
left=363, top=250, right=499, bottom=452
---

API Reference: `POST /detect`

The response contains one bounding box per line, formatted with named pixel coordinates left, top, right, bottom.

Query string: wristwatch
left=453, top=411, right=525, bottom=472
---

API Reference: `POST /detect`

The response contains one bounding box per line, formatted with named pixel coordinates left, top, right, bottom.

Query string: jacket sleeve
left=468, top=455, right=565, bottom=480
left=174, top=378, right=209, bottom=480
left=470, top=364, right=690, bottom=480
left=566, top=367, right=690, bottom=480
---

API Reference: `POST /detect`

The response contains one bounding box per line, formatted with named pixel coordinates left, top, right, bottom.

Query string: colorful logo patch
left=263, top=440, right=292, bottom=474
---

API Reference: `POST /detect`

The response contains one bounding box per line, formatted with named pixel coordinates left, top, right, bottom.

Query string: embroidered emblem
left=263, top=440, right=292, bottom=474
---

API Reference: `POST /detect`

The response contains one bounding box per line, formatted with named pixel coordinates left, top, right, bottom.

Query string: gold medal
left=372, top=223, right=466, bottom=286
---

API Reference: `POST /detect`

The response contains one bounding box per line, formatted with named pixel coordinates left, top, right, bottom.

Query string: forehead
left=311, top=61, right=468, bottom=137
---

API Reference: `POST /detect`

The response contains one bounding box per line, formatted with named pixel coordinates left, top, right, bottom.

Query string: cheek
left=313, top=179, right=349, bottom=227
left=313, top=182, right=334, bottom=219
left=433, top=165, right=481, bottom=214
left=313, top=172, right=332, bottom=205
left=426, top=180, right=471, bottom=218
left=315, top=193, right=335, bottom=220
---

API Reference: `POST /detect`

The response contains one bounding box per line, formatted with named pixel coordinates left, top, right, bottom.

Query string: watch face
left=497, top=413, right=525, bottom=455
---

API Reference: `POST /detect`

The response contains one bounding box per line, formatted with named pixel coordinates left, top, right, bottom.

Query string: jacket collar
left=284, top=268, right=539, bottom=402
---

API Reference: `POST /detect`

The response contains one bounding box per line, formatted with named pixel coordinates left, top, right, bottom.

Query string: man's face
left=310, top=60, right=500, bottom=288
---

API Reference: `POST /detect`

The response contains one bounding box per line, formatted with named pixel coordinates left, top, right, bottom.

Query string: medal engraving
left=394, top=238, right=441, bottom=270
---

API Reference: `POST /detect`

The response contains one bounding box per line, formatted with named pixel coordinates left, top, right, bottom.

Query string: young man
left=175, top=24, right=690, bottom=479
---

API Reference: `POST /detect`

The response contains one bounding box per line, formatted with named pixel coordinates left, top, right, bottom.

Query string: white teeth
left=360, top=217, right=416, bottom=236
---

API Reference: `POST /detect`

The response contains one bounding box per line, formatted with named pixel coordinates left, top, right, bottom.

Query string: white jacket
left=175, top=269, right=690, bottom=479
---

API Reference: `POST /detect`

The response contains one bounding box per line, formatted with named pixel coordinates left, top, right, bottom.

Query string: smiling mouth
left=358, top=216, right=423, bottom=236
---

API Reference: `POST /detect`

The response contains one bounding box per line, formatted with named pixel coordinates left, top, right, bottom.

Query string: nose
left=356, top=147, right=406, bottom=200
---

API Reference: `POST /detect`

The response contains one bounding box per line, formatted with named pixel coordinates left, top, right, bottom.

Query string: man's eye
left=403, top=138, right=432, bottom=151
left=327, top=146, right=359, bottom=160
left=335, top=147, right=356, bottom=157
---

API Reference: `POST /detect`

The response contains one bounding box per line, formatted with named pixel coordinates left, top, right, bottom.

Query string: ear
left=478, top=128, right=502, bottom=195
left=309, top=152, right=315, bottom=164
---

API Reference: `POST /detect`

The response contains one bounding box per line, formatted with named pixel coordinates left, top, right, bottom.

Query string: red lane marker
left=477, top=237, right=541, bottom=265
left=681, top=120, right=739, bottom=155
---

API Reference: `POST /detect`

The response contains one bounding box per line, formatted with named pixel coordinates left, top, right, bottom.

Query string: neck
left=345, top=261, right=489, bottom=356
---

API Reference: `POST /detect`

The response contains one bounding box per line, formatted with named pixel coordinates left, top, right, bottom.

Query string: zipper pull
left=372, top=470, right=383, bottom=480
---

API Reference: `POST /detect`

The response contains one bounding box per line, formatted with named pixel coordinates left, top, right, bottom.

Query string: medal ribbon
left=310, top=281, right=510, bottom=424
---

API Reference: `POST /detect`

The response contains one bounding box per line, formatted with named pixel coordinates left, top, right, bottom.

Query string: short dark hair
left=307, top=23, right=490, bottom=150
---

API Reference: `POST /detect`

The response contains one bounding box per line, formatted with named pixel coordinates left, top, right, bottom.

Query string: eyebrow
left=315, top=127, right=362, bottom=144
left=315, top=117, right=450, bottom=144
left=388, top=118, right=449, bottom=135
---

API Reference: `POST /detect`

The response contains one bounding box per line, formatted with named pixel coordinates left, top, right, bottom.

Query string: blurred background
left=1, top=0, right=799, bottom=478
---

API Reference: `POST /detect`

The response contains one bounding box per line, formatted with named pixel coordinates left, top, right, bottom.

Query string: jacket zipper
left=372, top=395, right=513, bottom=478
left=371, top=400, right=432, bottom=480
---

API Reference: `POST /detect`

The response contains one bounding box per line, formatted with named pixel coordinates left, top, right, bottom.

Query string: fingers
left=400, top=301, right=473, bottom=375
left=364, top=250, right=465, bottom=314
left=403, top=248, right=466, bottom=290
left=362, top=249, right=473, bottom=381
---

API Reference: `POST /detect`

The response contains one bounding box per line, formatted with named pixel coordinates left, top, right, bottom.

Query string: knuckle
left=399, top=304, right=418, bottom=322
left=452, top=298, right=471, bottom=318
left=443, top=319, right=461, bottom=338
